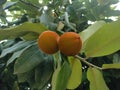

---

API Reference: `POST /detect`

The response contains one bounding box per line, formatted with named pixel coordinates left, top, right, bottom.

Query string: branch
left=75, top=55, right=103, bottom=70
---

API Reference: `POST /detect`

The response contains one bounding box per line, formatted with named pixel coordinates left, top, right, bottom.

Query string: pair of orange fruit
left=38, top=30, right=82, bottom=56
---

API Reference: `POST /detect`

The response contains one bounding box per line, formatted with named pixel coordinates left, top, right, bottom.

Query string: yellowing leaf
left=102, top=63, right=120, bottom=69
left=67, top=57, right=82, bottom=89
left=87, top=67, right=109, bottom=90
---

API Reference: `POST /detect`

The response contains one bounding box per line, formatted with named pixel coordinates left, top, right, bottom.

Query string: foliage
left=0, top=0, right=120, bottom=90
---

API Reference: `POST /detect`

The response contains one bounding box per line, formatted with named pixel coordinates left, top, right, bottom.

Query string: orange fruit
left=38, top=30, right=60, bottom=54
left=58, top=32, right=82, bottom=56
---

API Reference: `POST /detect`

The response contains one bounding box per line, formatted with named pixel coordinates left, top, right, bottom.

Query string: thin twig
left=75, top=55, right=103, bottom=70
left=19, top=0, right=40, bottom=9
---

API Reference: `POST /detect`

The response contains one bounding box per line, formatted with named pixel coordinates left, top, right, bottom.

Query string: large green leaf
left=67, top=56, right=82, bottom=89
left=17, top=69, right=35, bottom=83
left=84, top=20, right=120, bottom=57
left=0, top=22, right=47, bottom=40
left=80, top=21, right=106, bottom=43
left=87, top=67, right=109, bottom=90
left=102, top=63, right=120, bottom=69
left=17, top=70, right=38, bottom=89
left=52, top=61, right=71, bottom=90
left=14, top=44, right=51, bottom=74
left=35, top=59, right=54, bottom=90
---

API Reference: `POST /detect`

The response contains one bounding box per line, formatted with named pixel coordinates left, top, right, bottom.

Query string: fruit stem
left=53, top=51, right=62, bottom=69
left=75, top=55, right=103, bottom=70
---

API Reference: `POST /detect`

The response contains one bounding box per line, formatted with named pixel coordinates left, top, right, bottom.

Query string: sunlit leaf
left=87, top=67, right=109, bottom=90
left=102, top=63, right=120, bottom=69
left=84, top=20, right=120, bottom=57
left=67, top=56, right=82, bottom=89
left=0, top=22, right=47, bottom=40
left=80, top=21, right=106, bottom=43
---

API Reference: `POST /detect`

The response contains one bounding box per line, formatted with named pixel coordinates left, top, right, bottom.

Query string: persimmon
left=58, top=32, right=82, bottom=56
left=38, top=30, right=60, bottom=54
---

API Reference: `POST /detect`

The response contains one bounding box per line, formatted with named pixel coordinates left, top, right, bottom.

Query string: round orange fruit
left=58, top=32, right=82, bottom=56
left=38, top=30, right=60, bottom=54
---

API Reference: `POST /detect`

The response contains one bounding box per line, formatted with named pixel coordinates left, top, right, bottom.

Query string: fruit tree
left=0, top=0, right=120, bottom=90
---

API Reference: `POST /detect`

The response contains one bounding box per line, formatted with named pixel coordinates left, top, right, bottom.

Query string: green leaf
left=13, top=81, right=19, bottom=90
left=52, top=64, right=61, bottom=90
left=17, top=70, right=34, bottom=83
left=0, top=40, right=35, bottom=58
left=6, top=48, right=26, bottom=66
left=1, top=40, right=15, bottom=49
left=17, top=70, right=38, bottom=89
left=6, top=43, right=33, bottom=66
left=14, top=44, right=51, bottom=74
left=3, top=1, right=17, bottom=9
left=52, top=61, right=71, bottom=90
left=17, top=1, right=40, bottom=17
left=35, top=59, right=54, bottom=90
left=84, top=20, right=120, bottom=57
left=87, top=67, right=109, bottom=90
left=67, top=56, right=82, bottom=89
left=0, top=22, right=47, bottom=40
left=102, top=63, right=120, bottom=69
left=80, top=21, right=106, bottom=43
